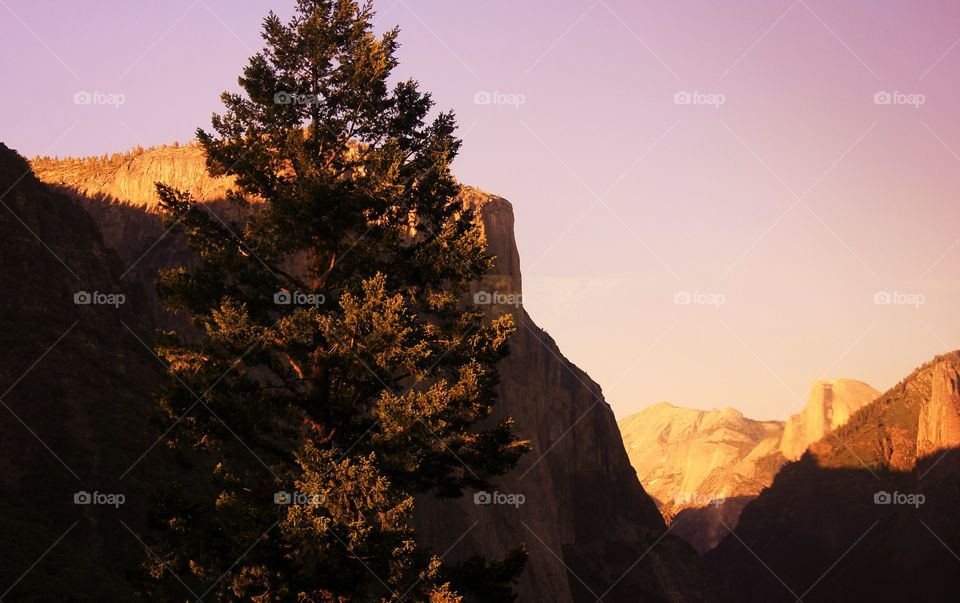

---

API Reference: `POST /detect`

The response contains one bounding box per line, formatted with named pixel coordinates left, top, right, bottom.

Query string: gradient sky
left=3, top=0, right=960, bottom=420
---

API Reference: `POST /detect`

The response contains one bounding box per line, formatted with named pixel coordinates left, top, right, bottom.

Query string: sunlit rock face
left=32, top=145, right=233, bottom=331
left=619, top=379, right=879, bottom=553
left=917, top=361, right=960, bottom=457
left=780, top=379, right=880, bottom=460
left=32, top=144, right=234, bottom=211
left=619, top=403, right=787, bottom=552
left=33, top=144, right=717, bottom=603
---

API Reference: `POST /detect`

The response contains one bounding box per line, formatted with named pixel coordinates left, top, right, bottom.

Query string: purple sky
left=3, top=0, right=960, bottom=420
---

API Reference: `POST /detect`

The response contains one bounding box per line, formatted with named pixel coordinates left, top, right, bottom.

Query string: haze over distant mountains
left=619, top=379, right=879, bottom=551
left=618, top=353, right=960, bottom=602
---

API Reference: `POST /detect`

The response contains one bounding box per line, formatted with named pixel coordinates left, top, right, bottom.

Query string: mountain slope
left=706, top=352, right=960, bottom=602
left=619, top=379, right=879, bottom=553
left=619, top=379, right=878, bottom=554
left=619, top=404, right=785, bottom=553
left=0, top=143, right=169, bottom=600
left=32, top=144, right=716, bottom=602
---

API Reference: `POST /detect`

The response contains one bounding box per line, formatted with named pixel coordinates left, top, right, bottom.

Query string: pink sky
left=3, top=0, right=960, bottom=420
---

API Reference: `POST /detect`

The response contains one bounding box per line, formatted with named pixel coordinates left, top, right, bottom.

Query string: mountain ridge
left=28, top=142, right=716, bottom=602
left=706, top=351, right=960, bottom=602
left=619, top=378, right=879, bottom=552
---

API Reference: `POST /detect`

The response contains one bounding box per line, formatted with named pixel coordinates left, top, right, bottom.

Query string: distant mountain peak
left=708, top=351, right=960, bottom=602
left=780, top=378, right=880, bottom=460
left=619, top=377, right=878, bottom=552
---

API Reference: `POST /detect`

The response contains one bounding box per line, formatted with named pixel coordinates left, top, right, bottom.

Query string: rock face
left=33, top=145, right=234, bottom=331
left=619, top=404, right=786, bottom=553
left=32, top=145, right=234, bottom=211
left=619, top=380, right=877, bottom=554
left=779, top=379, right=879, bottom=460
left=707, top=352, right=960, bottom=602
left=917, top=362, right=960, bottom=457
left=30, top=145, right=716, bottom=602
left=0, top=144, right=170, bottom=600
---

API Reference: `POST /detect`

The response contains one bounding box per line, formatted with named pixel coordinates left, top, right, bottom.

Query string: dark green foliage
left=145, top=1, right=528, bottom=600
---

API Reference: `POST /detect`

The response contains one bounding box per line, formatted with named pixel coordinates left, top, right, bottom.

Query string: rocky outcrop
left=619, top=404, right=786, bottom=553
left=917, top=362, right=960, bottom=457
left=32, top=144, right=233, bottom=211
left=31, top=145, right=716, bottom=602
left=780, top=379, right=879, bottom=460
left=707, top=352, right=960, bottom=602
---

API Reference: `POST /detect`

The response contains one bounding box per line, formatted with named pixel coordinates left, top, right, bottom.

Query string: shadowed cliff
left=619, top=379, right=878, bottom=554
left=28, top=144, right=718, bottom=602
left=707, top=352, right=960, bottom=602
left=0, top=143, right=174, bottom=600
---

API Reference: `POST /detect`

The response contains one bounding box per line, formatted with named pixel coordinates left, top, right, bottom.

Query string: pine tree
left=147, top=1, right=529, bottom=600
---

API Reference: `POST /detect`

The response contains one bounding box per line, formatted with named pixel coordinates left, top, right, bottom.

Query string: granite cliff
left=32, top=145, right=233, bottom=211
left=28, top=144, right=715, bottom=601
left=619, top=404, right=784, bottom=552
left=619, top=379, right=879, bottom=553
left=916, top=361, right=960, bottom=458
left=707, top=352, right=960, bottom=602
left=780, top=379, right=879, bottom=460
